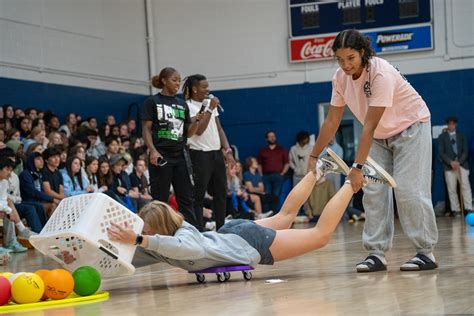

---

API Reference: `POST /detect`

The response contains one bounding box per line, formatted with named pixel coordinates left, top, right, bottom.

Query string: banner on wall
left=289, top=24, right=433, bottom=63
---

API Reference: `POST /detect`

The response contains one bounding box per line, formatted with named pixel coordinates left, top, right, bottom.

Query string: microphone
left=209, top=94, right=224, bottom=112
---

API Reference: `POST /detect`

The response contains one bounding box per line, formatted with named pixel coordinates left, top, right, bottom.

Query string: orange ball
left=43, top=269, right=74, bottom=300
left=34, top=269, right=51, bottom=301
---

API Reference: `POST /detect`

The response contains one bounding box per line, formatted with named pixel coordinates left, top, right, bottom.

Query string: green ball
left=72, top=266, right=101, bottom=296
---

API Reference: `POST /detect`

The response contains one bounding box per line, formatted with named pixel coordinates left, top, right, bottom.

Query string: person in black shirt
left=142, top=67, right=202, bottom=228
left=109, top=154, right=137, bottom=212
left=129, top=158, right=152, bottom=210
left=41, top=147, right=64, bottom=216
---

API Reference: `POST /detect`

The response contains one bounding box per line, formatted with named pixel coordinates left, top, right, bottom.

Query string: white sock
left=15, top=221, right=26, bottom=232
left=422, top=252, right=435, bottom=262
left=371, top=254, right=387, bottom=265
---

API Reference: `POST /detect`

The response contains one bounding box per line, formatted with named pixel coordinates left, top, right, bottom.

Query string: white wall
left=0, top=0, right=150, bottom=94
left=0, top=0, right=472, bottom=93
left=152, top=0, right=474, bottom=91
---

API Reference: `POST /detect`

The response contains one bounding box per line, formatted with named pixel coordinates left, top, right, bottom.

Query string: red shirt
left=258, top=145, right=289, bottom=174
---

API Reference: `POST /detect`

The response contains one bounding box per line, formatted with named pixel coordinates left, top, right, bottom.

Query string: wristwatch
left=135, top=234, right=144, bottom=246
left=352, top=163, right=364, bottom=170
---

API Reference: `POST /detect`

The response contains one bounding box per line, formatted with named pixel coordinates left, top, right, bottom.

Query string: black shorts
left=218, top=219, right=276, bottom=265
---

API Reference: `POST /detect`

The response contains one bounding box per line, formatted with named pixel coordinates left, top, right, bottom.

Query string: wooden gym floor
left=1, top=217, right=473, bottom=315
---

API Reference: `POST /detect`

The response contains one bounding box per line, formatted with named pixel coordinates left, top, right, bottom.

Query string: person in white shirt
left=0, top=157, right=36, bottom=258
left=58, top=113, right=77, bottom=138
left=289, top=131, right=312, bottom=187
left=182, top=74, right=236, bottom=231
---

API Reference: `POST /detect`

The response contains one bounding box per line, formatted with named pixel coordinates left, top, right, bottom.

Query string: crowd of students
left=0, top=106, right=154, bottom=264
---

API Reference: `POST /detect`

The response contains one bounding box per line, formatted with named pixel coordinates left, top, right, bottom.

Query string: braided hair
left=182, top=74, right=207, bottom=100
left=332, top=29, right=375, bottom=67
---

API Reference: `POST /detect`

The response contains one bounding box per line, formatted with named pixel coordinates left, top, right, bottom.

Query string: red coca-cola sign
left=289, top=35, right=336, bottom=62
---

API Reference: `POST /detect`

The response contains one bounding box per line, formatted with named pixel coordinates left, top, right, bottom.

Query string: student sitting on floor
left=226, top=163, right=255, bottom=219
left=41, top=147, right=65, bottom=216
left=60, top=156, right=93, bottom=197
left=0, top=157, right=36, bottom=265
left=1, top=149, right=48, bottom=233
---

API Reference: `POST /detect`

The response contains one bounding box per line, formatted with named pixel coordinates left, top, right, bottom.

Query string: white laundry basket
left=30, top=193, right=144, bottom=278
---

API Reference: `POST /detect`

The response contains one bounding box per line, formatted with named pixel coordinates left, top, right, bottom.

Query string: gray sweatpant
left=2, top=217, right=16, bottom=246
left=362, top=121, right=438, bottom=256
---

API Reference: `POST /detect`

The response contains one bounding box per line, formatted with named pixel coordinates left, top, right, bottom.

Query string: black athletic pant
left=149, top=150, right=198, bottom=229
left=190, top=149, right=227, bottom=231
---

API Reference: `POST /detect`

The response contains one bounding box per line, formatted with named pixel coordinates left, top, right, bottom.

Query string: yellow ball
left=0, top=272, right=13, bottom=280
left=9, top=272, right=26, bottom=284
left=11, top=273, right=45, bottom=304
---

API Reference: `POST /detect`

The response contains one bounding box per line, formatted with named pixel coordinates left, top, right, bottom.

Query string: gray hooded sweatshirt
left=132, top=222, right=261, bottom=272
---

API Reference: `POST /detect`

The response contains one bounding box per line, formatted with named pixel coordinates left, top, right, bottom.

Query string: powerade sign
left=289, top=24, right=432, bottom=62
left=365, top=24, right=432, bottom=54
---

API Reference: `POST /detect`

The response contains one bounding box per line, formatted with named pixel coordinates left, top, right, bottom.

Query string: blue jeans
left=263, top=173, right=284, bottom=211
left=230, top=192, right=251, bottom=213
left=15, top=201, right=48, bottom=233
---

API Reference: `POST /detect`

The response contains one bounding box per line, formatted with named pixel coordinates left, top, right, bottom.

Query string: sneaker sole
left=326, top=148, right=350, bottom=175
left=365, top=156, right=397, bottom=188
left=356, top=268, right=387, bottom=273
left=400, top=265, right=438, bottom=271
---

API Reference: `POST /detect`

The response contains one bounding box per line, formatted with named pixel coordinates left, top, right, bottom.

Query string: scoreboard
left=288, top=0, right=433, bottom=62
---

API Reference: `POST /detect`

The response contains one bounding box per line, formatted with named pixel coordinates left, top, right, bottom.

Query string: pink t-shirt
left=330, top=57, right=430, bottom=139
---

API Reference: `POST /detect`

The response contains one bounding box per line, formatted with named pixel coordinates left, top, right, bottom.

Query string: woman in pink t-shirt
left=308, top=29, right=438, bottom=273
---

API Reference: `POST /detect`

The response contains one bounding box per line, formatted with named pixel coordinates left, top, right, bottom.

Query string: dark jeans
left=132, top=197, right=151, bottom=212
left=149, top=150, right=198, bottom=229
left=263, top=173, right=284, bottom=211
left=190, top=149, right=227, bottom=231
left=15, top=201, right=48, bottom=233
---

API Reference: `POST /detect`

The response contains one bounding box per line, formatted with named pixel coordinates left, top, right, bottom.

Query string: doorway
left=318, top=103, right=362, bottom=165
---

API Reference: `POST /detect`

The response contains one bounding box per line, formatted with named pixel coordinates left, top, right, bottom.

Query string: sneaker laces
left=317, top=156, right=344, bottom=177
left=363, top=157, right=397, bottom=187
left=362, top=164, right=387, bottom=185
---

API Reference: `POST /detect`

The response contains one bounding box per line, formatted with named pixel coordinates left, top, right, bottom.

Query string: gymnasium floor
left=2, top=217, right=473, bottom=315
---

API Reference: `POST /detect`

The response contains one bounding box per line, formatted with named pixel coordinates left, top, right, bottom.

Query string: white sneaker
left=205, top=221, right=216, bottom=231
left=363, top=157, right=397, bottom=187
left=316, top=148, right=350, bottom=177
left=258, top=211, right=274, bottom=219
left=0, top=249, right=11, bottom=266
left=17, top=228, right=38, bottom=240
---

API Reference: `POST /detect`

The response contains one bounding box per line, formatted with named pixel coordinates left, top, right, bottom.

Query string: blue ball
left=466, top=213, right=474, bottom=226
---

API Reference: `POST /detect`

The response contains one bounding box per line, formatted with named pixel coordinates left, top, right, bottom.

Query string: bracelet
left=310, top=155, right=319, bottom=159
left=224, top=147, right=233, bottom=155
